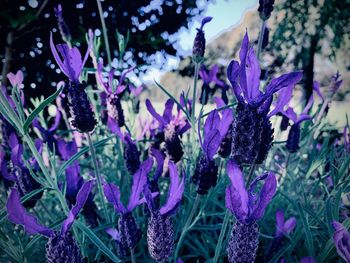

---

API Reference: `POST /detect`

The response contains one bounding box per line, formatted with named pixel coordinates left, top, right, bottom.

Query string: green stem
left=191, top=62, right=200, bottom=123
left=96, top=0, right=112, bottom=65
left=174, top=194, right=201, bottom=261
left=130, top=248, right=136, bottom=263
left=257, top=20, right=266, bottom=60
left=213, top=210, right=230, bottom=263
left=87, top=133, right=108, bottom=222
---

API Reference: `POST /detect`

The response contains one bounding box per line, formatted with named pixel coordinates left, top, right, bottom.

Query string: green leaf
left=57, top=136, right=113, bottom=177
left=75, top=221, right=121, bottom=262
left=297, top=203, right=315, bottom=256
left=22, top=87, right=63, bottom=133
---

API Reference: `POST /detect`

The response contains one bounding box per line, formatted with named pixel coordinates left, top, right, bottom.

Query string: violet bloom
left=58, top=139, right=99, bottom=227
left=228, top=32, right=302, bottom=165
left=10, top=134, right=43, bottom=208
left=54, top=4, right=71, bottom=43
left=97, top=61, right=134, bottom=130
left=225, top=160, right=277, bottom=263
left=332, top=221, right=350, bottom=262
left=258, top=0, right=275, bottom=20
left=50, top=30, right=96, bottom=133
left=144, top=161, right=184, bottom=262
left=193, top=108, right=232, bottom=194
left=6, top=180, right=93, bottom=263
left=103, top=159, right=153, bottom=258
left=300, top=257, right=317, bottom=263
left=192, top=16, right=212, bottom=63
left=146, top=98, right=190, bottom=163
left=32, top=111, right=61, bottom=152
left=266, top=210, right=297, bottom=259
left=199, top=64, right=227, bottom=105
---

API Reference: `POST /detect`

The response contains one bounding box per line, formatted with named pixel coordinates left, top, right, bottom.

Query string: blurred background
left=0, top=0, right=349, bottom=124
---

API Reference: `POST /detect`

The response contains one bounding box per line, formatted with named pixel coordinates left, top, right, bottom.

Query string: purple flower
left=192, top=16, right=212, bottom=63
left=103, top=159, right=153, bottom=256
left=332, top=221, right=350, bottom=262
left=7, top=70, right=24, bottom=88
left=225, top=160, right=276, bottom=263
left=228, top=32, right=302, bottom=165
left=146, top=98, right=190, bottom=163
left=6, top=180, right=93, bottom=262
left=50, top=30, right=96, bottom=133
left=54, top=4, right=71, bottom=43
left=32, top=111, right=61, bottom=152
left=258, top=0, right=275, bottom=20
left=144, top=161, right=184, bottom=261
left=300, top=257, right=317, bottom=263
left=199, top=64, right=227, bottom=104
left=275, top=210, right=297, bottom=238
left=193, top=107, right=233, bottom=194
left=97, top=61, right=134, bottom=129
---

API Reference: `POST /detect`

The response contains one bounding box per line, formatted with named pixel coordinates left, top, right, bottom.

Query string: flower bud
left=286, top=124, right=300, bottom=153
left=54, top=5, right=72, bottom=44
left=192, top=17, right=212, bottom=63
left=258, top=0, right=275, bottom=20
left=118, top=213, right=142, bottom=250
left=164, top=123, right=184, bottom=163
left=192, top=155, right=218, bottom=195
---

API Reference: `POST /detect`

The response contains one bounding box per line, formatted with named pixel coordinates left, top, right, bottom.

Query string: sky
left=140, top=0, right=257, bottom=83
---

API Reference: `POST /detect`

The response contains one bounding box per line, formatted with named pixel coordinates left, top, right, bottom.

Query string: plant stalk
left=257, top=20, right=266, bottom=60
left=130, top=248, right=136, bottom=263
left=213, top=210, right=230, bottom=263
left=96, top=0, right=112, bottom=65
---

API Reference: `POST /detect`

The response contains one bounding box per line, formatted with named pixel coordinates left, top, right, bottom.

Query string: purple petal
left=143, top=184, right=156, bottom=212
left=58, top=139, right=77, bottom=160
left=107, top=116, right=120, bottom=134
left=96, top=61, right=109, bottom=92
left=204, top=110, right=220, bottom=137
left=61, top=180, right=94, bottom=234
left=6, top=188, right=52, bottom=237
left=238, top=32, right=249, bottom=94
left=300, top=257, right=316, bottom=263
left=250, top=173, right=277, bottom=221
left=106, top=228, right=121, bottom=241
left=127, top=158, right=153, bottom=211
left=48, top=110, right=61, bottom=132
left=145, top=99, right=166, bottom=126
left=225, top=160, right=249, bottom=222
left=50, top=33, right=69, bottom=78
left=302, top=94, right=314, bottom=115
left=283, top=107, right=298, bottom=123
left=227, top=60, right=244, bottom=104
left=56, top=44, right=82, bottom=81
left=150, top=148, right=164, bottom=181
left=203, top=129, right=221, bottom=160
left=295, top=114, right=312, bottom=125
left=332, top=221, right=350, bottom=263
left=7, top=70, right=24, bottom=87
left=103, top=183, right=127, bottom=214
left=268, top=85, right=294, bottom=118
left=80, top=29, right=93, bottom=76
left=245, top=47, right=261, bottom=101
left=200, top=16, right=213, bottom=30
left=313, top=81, right=324, bottom=101
left=275, top=210, right=285, bottom=236
left=283, top=217, right=297, bottom=234
left=65, top=164, right=83, bottom=198
left=159, top=161, right=184, bottom=216
left=258, top=71, right=303, bottom=105
left=199, top=65, right=210, bottom=83
left=163, top=99, right=175, bottom=124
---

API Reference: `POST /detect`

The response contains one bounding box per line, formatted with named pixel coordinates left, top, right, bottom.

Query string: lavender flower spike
left=50, top=30, right=97, bottom=133
left=144, top=161, right=184, bottom=261
left=225, top=160, right=277, bottom=263
left=7, top=181, right=93, bottom=263
left=103, top=159, right=153, bottom=258
left=54, top=4, right=71, bottom=43
left=192, top=16, right=212, bottom=63
left=258, top=0, right=275, bottom=20
left=332, top=221, right=350, bottom=262
left=228, top=31, right=302, bottom=165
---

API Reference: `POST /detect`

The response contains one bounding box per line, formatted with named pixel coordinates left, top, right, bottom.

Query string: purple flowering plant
left=0, top=2, right=348, bottom=263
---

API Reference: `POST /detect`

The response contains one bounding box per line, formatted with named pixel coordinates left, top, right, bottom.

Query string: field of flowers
left=0, top=1, right=349, bottom=262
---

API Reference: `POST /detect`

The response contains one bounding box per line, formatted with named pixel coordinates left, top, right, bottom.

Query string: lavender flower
left=300, top=257, right=317, bottom=263
left=58, top=139, right=99, bottom=227
left=10, top=134, right=43, bottom=208
left=146, top=98, right=190, bottom=163
left=227, top=32, right=302, bottom=165
left=50, top=30, right=96, bottom=133
left=144, top=161, right=184, bottom=261
left=193, top=108, right=232, bottom=194
left=97, top=61, right=134, bottom=130
left=225, top=160, right=277, bottom=263
left=32, top=111, right=61, bottom=152
left=6, top=180, right=93, bottom=263
left=103, top=159, right=153, bottom=257
left=332, top=221, right=350, bottom=262
left=54, top=4, right=71, bottom=43
left=258, top=0, right=275, bottom=20
left=199, top=64, right=227, bottom=104
left=192, top=16, right=213, bottom=63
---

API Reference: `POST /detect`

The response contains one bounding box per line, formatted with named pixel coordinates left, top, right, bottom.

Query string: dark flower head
left=258, top=0, right=275, bottom=20
left=6, top=180, right=93, bottom=262
left=146, top=98, right=190, bottom=162
left=144, top=161, right=184, bottom=261
left=332, top=221, right=350, bottom=263
left=103, top=159, right=153, bottom=253
left=54, top=4, right=71, bottom=44
left=192, top=16, right=212, bottom=63
left=228, top=32, right=302, bottom=165
left=225, top=160, right=277, bottom=224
